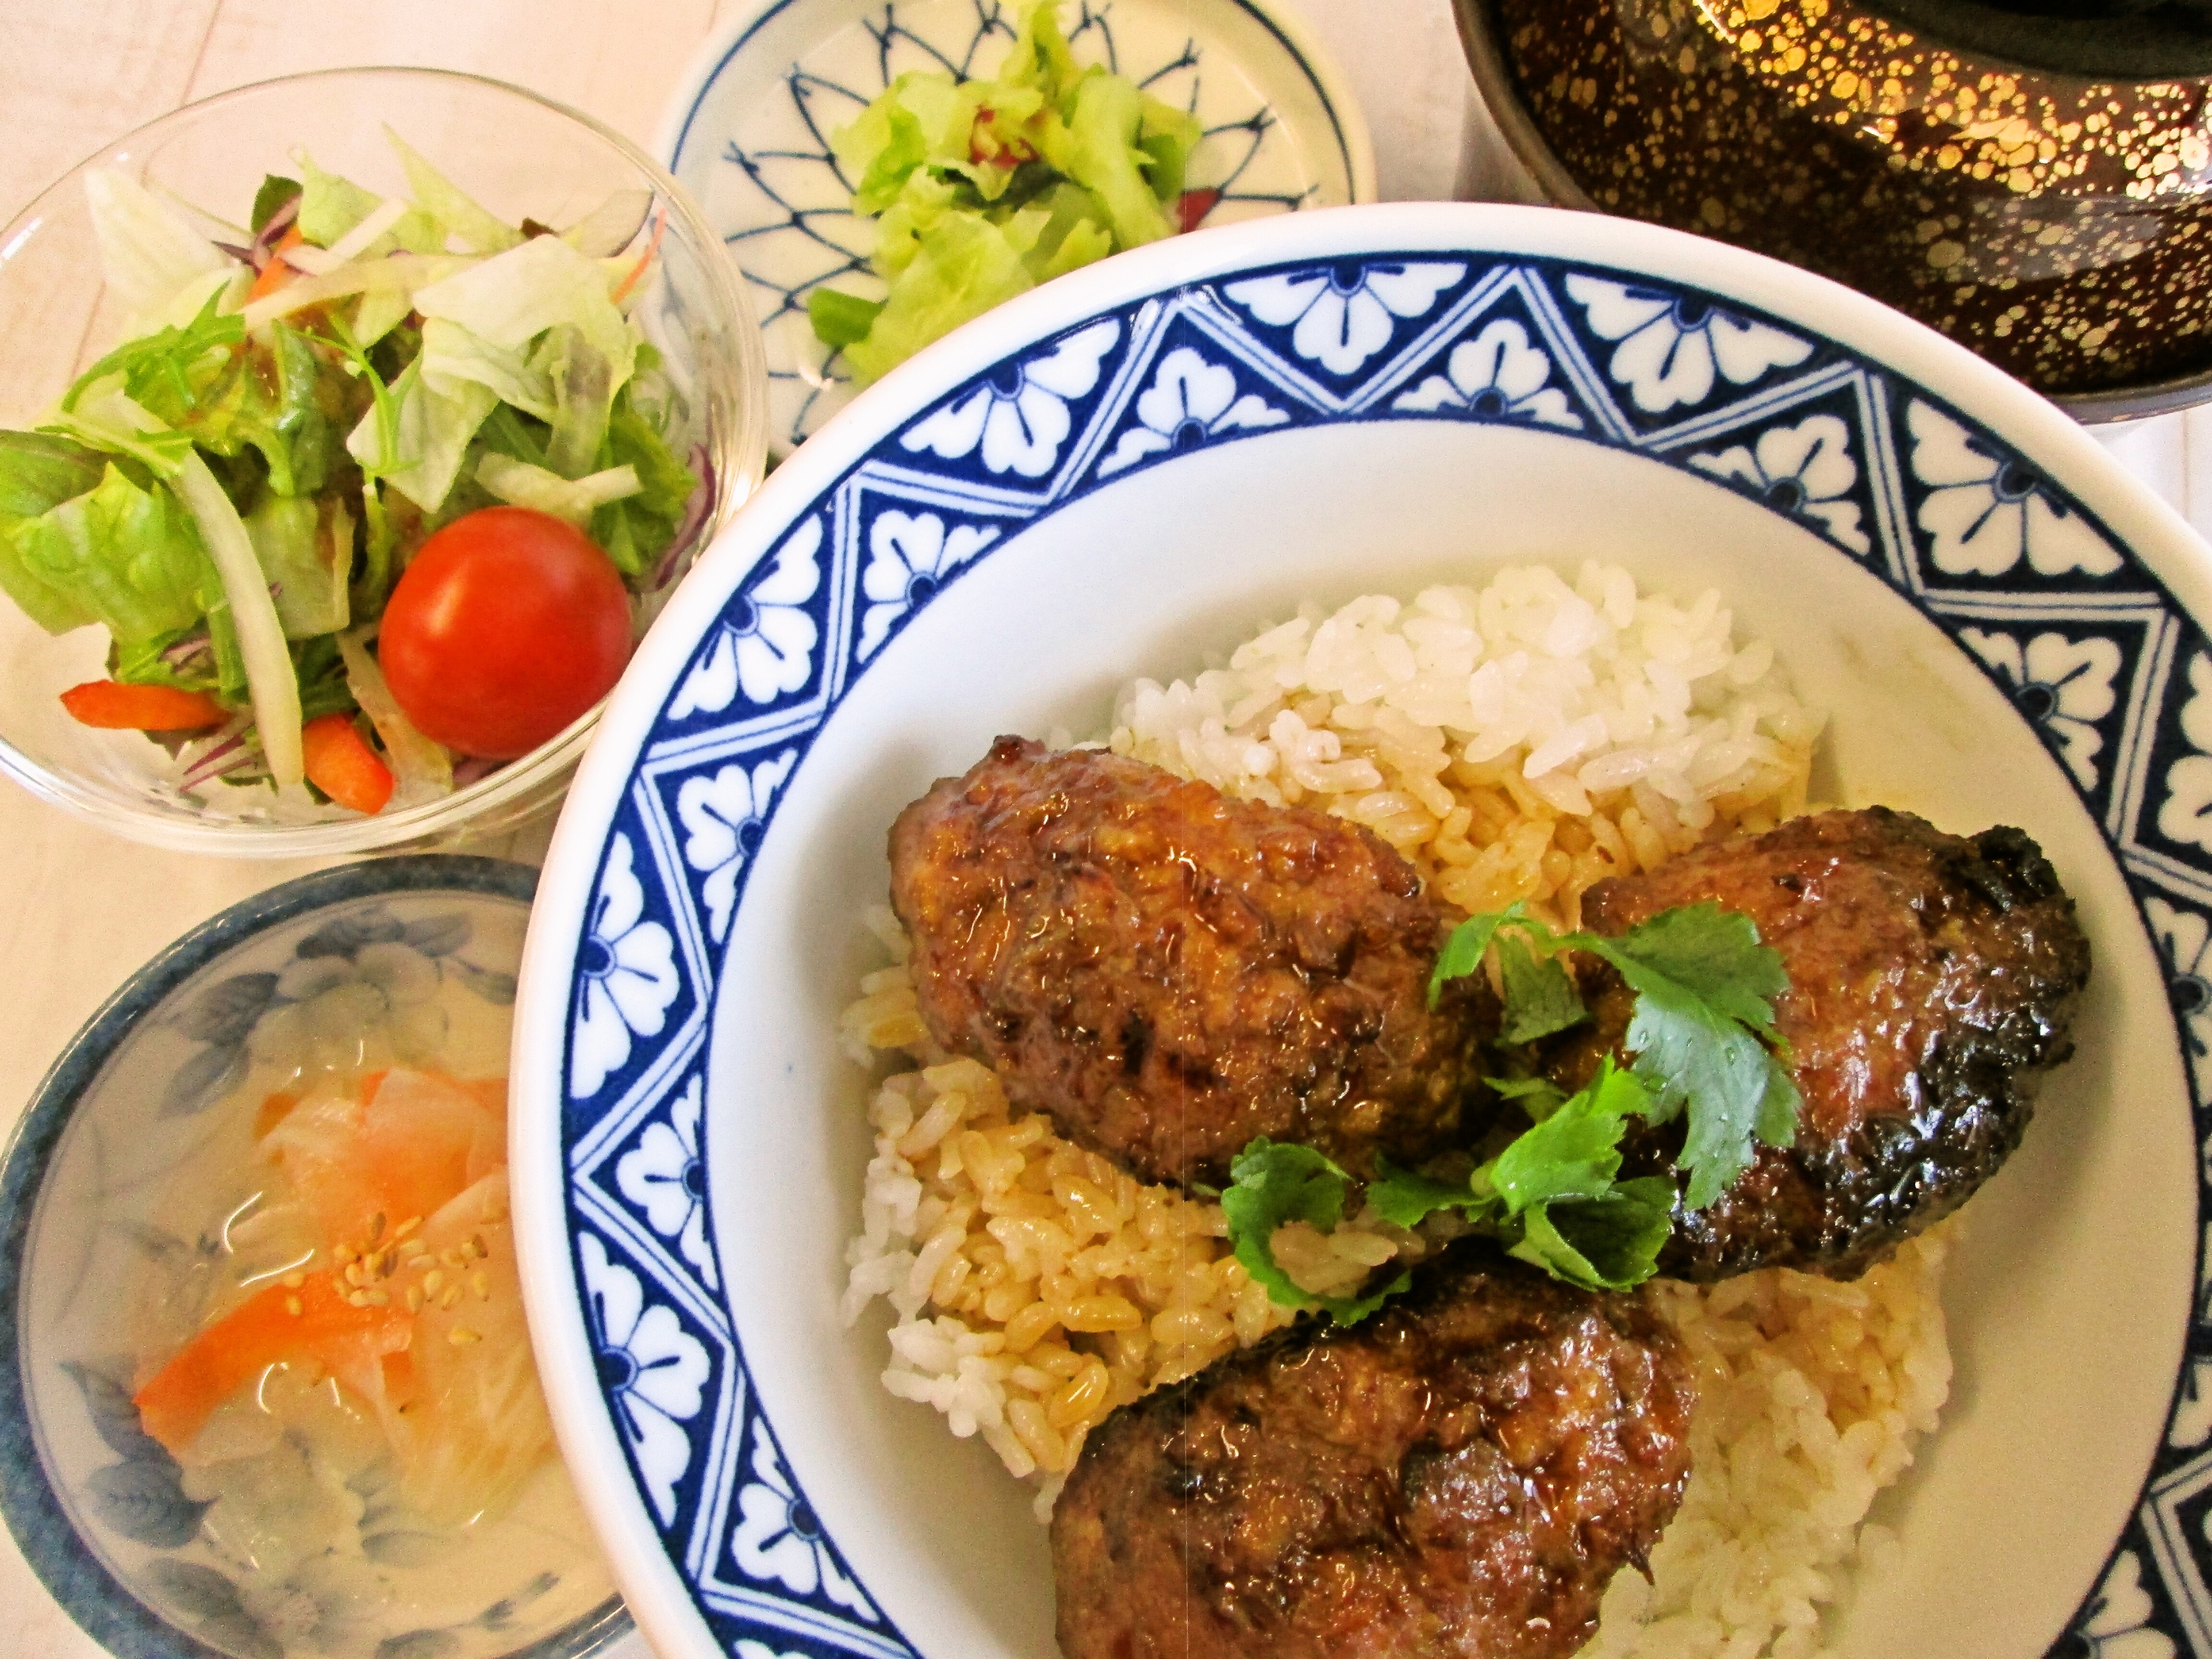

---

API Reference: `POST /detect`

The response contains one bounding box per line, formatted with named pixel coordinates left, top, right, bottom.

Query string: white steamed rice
left=842, top=562, right=1950, bottom=1655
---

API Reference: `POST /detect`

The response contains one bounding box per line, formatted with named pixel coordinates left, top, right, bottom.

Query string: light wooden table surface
left=6, top=2, right=2212, bottom=1655
left=0, top=2, right=1480, bottom=1652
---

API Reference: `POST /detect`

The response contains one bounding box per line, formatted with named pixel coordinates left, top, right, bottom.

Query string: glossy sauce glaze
left=1051, top=1242, right=1694, bottom=1659
left=889, top=736, right=1502, bottom=1190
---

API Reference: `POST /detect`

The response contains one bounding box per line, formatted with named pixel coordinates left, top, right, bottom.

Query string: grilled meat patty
left=1051, top=1242, right=1695, bottom=1659
left=888, top=737, right=1499, bottom=1189
left=1545, top=806, right=2091, bottom=1279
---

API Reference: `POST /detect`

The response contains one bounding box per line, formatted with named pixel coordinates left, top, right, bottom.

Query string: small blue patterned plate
left=512, top=201, right=2212, bottom=1659
left=0, top=857, right=635, bottom=1659
left=657, top=0, right=1375, bottom=454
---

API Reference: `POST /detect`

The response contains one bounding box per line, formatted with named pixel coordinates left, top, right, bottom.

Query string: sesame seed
left=285, top=1296, right=303, bottom=1317
left=281, top=1271, right=305, bottom=1289
left=448, top=1327, right=481, bottom=1346
left=346, top=1290, right=370, bottom=1308
left=441, top=1285, right=463, bottom=1310
left=368, top=1212, right=386, bottom=1243
left=333, top=1245, right=358, bottom=1267
left=345, top=1263, right=367, bottom=1287
left=406, top=1286, right=424, bottom=1313
left=394, top=1216, right=421, bottom=1239
left=423, top=1269, right=445, bottom=1295
left=365, top=1287, right=389, bottom=1307
left=470, top=1271, right=490, bottom=1301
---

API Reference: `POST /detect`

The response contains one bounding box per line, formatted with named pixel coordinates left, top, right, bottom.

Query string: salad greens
left=807, top=0, right=1204, bottom=382
left=1219, top=898, right=1799, bottom=1322
left=0, top=130, right=703, bottom=807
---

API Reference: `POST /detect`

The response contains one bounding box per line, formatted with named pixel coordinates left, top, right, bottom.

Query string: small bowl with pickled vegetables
left=0, top=855, right=632, bottom=1659
left=0, top=68, right=769, bottom=854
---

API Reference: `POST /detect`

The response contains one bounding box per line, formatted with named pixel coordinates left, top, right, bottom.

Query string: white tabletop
left=0, top=0, right=2203, bottom=1653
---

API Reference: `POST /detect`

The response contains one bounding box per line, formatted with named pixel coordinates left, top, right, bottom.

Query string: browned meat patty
left=1545, top=806, right=2091, bottom=1279
left=1051, top=1242, right=1695, bottom=1659
left=888, top=737, right=1499, bottom=1189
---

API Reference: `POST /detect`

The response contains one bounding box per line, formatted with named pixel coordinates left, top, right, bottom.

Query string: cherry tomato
left=379, top=506, right=632, bottom=760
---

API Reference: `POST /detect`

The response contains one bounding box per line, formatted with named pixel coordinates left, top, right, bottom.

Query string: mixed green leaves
left=0, top=130, right=706, bottom=801
left=808, top=0, right=1203, bottom=382
left=1221, top=895, right=1797, bottom=1324
left=1430, top=899, right=1799, bottom=1210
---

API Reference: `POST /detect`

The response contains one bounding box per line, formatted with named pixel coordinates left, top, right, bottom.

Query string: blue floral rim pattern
left=548, top=247, right=2212, bottom=1659
left=0, top=856, right=632, bottom=1659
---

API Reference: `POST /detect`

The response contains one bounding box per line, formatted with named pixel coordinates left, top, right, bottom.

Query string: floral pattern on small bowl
left=0, top=858, right=628, bottom=1659
left=662, top=0, right=1372, bottom=449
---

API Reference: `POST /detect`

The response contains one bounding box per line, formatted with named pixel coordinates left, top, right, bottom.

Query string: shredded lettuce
left=296, top=154, right=442, bottom=257
left=336, top=626, right=451, bottom=803
left=589, top=389, right=697, bottom=578
left=475, top=453, right=639, bottom=528
left=385, top=129, right=523, bottom=256
left=810, top=0, right=1204, bottom=382
left=83, top=169, right=234, bottom=330
left=0, top=433, right=109, bottom=632
left=244, top=494, right=351, bottom=637
left=348, top=355, right=498, bottom=514
left=3, top=460, right=209, bottom=643
left=3, top=129, right=689, bottom=813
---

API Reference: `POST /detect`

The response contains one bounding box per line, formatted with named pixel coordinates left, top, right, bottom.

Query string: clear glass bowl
left=0, top=68, right=769, bottom=855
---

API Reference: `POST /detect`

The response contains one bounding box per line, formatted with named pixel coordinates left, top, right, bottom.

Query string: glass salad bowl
left=0, top=68, right=769, bottom=856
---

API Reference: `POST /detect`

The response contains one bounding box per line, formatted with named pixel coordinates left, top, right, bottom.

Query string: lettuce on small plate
left=657, top=0, right=1374, bottom=452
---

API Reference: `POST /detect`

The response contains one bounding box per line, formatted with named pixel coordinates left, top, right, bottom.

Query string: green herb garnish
left=1218, top=1140, right=1409, bottom=1325
left=1431, top=899, right=1799, bottom=1210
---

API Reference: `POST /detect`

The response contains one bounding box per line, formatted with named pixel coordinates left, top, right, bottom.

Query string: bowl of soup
left=0, top=855, right=630, bottom=1659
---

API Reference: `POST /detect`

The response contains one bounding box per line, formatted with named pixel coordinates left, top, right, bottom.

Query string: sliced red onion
left=176, top=715, right=257, bottom=792
left=160, top=632, right=214, bottom=670
left=647, top=446, right=716, bottom=592
left=250, top=192, right=301, bottom=266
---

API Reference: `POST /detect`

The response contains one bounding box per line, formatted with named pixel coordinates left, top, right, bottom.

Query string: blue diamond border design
left=545, top=244, right=2212, bottom=1659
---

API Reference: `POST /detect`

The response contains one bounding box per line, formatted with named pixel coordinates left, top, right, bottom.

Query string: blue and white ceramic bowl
left=658, top=0, right=1375, bottom=453
left=0, top=857, right=633, bottom=1659
left=511, top=201, right=2212, bottom=1659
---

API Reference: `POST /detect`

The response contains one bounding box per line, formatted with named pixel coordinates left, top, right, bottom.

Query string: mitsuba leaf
left=1496, top=934, right=1587, bottom=1044
left=1508, top=1178, right=1675, bottom=1293
left=1220, top=1137, right=1347, bottom=1305
left=1430, top=898, right=1800, bottom=1216
left=1486, top=1073, right=1570, bottom=1121
left=1427, top=900, right=1524, bottom=1008
left=1489, top=1059, right=1647, bottom=1212
left=1601, top=901, right=1788, bottom=1034
left=1219, top=1139, right=1407, bottom=1324
left=1367, top=1157, right=1486, bottom=1231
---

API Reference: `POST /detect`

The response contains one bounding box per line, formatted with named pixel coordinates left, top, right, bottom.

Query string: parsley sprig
left=1218, top=1141, right=1410, bottom=1323
left=1218, top=897, right=1799, bottom=1324
left=1430, top=899, right=1799, bottom=1210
